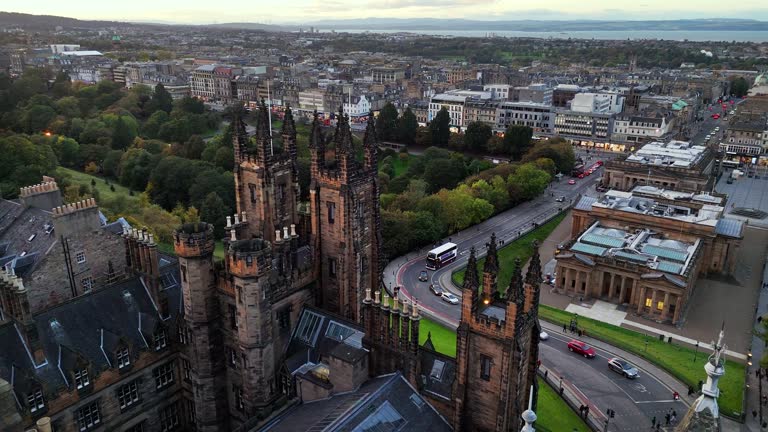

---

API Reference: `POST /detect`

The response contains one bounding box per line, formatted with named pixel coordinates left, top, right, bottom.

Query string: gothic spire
left=463, top=247, right=479, bottom=293
left=483, top=232, right=499, bottom=276
left=232, top=112, right=249, bottom=163
left=525, top=240, right=542, bottom=286
left=506, top=258, right=524, bottom=304
left=363, top=111, right=377, bottom=148
left=309, top=111, right=324, bottom=150
left=334, top=106, right=353, bottom=154
left=281, top=105, right=296, bottom=137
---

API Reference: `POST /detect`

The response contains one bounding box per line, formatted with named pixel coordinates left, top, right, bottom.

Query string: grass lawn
left=536, top=377, right=591, bottom=432
left=452, top=212, right=566, bottom=288
left=417, top=318, right=588, bottom=432
left=419, top=317, right=458, bottom=358
left=58, top=167, right=139, bottom=204
left=381, top=153, right=418, bottom=178
left=538, top=305, right=745, bottom=417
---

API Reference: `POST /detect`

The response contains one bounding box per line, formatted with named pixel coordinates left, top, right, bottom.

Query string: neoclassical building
left=555, top=187, right=742, bottom=324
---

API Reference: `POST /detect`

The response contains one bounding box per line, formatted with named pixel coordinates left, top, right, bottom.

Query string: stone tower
left=309, top=110, right=381, bottom=322
left=233, top=102, right=299, bottom=243
left=453, top=239, right=543, bottom=432
left=675, top=327, right=726, bottom=432
left=174, top=223, right=228, bottom=431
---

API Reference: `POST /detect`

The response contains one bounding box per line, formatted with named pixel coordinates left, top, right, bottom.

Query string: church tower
left=309, top=110, right=381, bottom=322
left=453, top=238, right=543, bottom=432
left=233, top=102, right=299, bottom=244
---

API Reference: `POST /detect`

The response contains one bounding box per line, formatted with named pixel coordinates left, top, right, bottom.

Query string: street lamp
left=748, top=350, right=753, bottom=367
left=693, top=342, right=699, bottom=363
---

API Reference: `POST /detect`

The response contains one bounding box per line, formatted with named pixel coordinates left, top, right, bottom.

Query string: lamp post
left=693, top=342, right=700, bottom=363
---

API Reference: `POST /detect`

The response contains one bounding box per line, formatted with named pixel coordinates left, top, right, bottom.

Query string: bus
left=426, top=243, right=458, bottom=270
left=571, top=164, right=585, bottom=177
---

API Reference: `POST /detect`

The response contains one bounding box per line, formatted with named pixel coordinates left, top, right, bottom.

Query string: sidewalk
left=744, top=257, right=768, bottom=432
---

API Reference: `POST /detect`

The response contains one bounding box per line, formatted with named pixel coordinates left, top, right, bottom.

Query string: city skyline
left=3, top=1, right=768, bottom=24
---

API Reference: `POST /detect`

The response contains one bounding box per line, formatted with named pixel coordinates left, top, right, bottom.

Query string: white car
left=714, top=127, right=720, bottom=131
left=540, top=331, right=550, bottom=341
left=441, top=292, right=459, bottom=305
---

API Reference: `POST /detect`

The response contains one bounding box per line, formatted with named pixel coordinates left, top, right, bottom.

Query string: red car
left=567, top=340, right=596, bottom=358
left=568, top=179, right=576, bottom=185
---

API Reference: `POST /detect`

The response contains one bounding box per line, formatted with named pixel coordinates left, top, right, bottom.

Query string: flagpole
left=267, top=80, right=273, bottom=155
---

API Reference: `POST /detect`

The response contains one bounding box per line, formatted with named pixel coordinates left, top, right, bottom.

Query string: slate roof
left=0, top=269, right=181, bottom=395
left=419, top=347, right=455, bottom=401
left=714, top=218, right=744, bottom=238
left=574, top=195, right=598, bottom=211
left=0, top=202, right=56, bottom=278
left=284, top=306, right=367, bottom=375
left=258, top=372, right=452, bottom=432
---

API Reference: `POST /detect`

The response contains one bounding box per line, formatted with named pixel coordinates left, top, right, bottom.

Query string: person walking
left=651, top=416, right=656, bottom=428
left=665, top=413, right=671, bottom=425
left=583, top=405, right=589, bottom=419
left=563, top=323, right=568, bottom=333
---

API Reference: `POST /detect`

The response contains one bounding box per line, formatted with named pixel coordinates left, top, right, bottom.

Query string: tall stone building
left=453, top=237, right=542, bottom=432
left=2, top=105, right=543, bottom=432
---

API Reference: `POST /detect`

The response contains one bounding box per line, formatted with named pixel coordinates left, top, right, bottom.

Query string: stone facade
left=453, top=236, right=542, bottom=432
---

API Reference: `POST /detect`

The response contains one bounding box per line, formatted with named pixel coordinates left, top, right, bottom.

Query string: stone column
left=595, top=271, right=605, bottom=299
left=649, top=289, right=658, bottom=317
left=661, top=292, right=671, bottom=320
left=619, top=277, right=628, bottom=305
left=636, top=286, right=646, bottom=314
left=672, top=295, right=682, bottom=323
left=608, top=273, right=617, bottom=299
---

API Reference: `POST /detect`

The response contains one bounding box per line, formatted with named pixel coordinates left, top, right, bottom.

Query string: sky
left=3, top=0, right=768, bottom=24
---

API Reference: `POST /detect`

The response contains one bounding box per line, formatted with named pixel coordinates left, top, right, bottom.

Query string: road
left=540, top=324, right=687, bottom=431
left=384, top=154, right=609, bottom=328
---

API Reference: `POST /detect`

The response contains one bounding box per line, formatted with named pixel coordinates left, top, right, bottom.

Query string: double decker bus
left=426, top=243, right=458, bottom=270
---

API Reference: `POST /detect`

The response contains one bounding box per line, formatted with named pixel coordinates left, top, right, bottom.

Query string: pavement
left=744, top=255, right=768, bottom=432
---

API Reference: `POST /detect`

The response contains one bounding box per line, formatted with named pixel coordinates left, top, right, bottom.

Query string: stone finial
left=241, top=211, right=247, bottom=222
left=401, top=299, right=409, bottom=316
left=230, top=229, right=237, bottom=242
left=234, top=213, right=240, bottom=225
left=392, top=296, right=399, bottom=313
left=374, top=290, right=381, bottom=304
left=411, top=300, right=420, bottom=318
left=226, top=216, right=232, bottom=228
left=364, top=288, right=372, bottom=302
left=275, top=230, right=282, bottom=242
left=290, top=224, right=298, bottom=237
left=148, top=233, right=155, bottom=245
left=283, top=226, right=289, bottom=240
left=382, top=291, right=390, bottom=309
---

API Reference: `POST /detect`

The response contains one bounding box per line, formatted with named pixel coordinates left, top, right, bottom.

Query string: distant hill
left=0, top=12, right=126, bottom=30
left=305, top=18, right=768, bottom=32
left=204, top=22, right=296, bottom=32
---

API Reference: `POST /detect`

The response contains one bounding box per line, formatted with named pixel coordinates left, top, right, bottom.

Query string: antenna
left=267, top=80, right=274, bottom=156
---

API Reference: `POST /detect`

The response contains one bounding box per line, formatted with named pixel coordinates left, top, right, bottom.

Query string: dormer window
left=116, top=347, right=130, bottom=368
left=74, top=368, right=90, bottom=389
left=76, top=251, right=86, bottom=264
left=26, top=387, right=45, bottom=413
left=154, top=329, right=168, bottom=351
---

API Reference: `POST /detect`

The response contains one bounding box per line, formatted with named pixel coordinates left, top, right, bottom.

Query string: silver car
left=608, top=357, right=639, bottom=379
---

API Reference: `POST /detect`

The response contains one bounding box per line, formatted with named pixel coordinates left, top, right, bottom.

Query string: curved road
left=385, top=159, right=604, bottom=327
left=540, top=325, right=686, bottom=431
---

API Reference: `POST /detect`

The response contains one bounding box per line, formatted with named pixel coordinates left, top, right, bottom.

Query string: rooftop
left=569, top=222, right=699, bottom=276
left=625, top=140, right=707, bottom=169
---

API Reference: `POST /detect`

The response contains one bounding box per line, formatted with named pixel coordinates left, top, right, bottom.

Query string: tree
left=184, top=135, right=206, bottom=160
left=523, top=138, right=575, bottom=174
left=509, top=163, right=550, bottom=200
left=464, top=121, right=492, bottom=153
left=415, top=126, right=432, bottom=147
left=503, top=125, right=534, bottom=160
left=430, top=107, right=451, bottom=147
left=397, top=108, right=418, bottom=144
left=731, top=77, right=749, bottom=98
left=52, top=136, right=81, bottom=168
left=111, top=116, right=134, bottom=150
left=149, top=83, right=173, bottom=114
left=376, top=103, right=399, bottom=142
left=200, top=192, right=229, bottom=239
left=423, top=157, right=467, bottom=193
left=102, top=150, right=124, bottom=178
left=0, top=135, right=58, bottom=198
left=143, top=110, right=169, bottom=139
left=21, top=105, right=56, bottom=133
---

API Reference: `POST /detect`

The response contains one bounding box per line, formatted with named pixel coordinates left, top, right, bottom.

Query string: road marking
left=599, top=371, right=638, bottom=403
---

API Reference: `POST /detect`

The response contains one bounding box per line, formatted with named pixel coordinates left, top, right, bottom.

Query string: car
left=568, top=179, right=576, bottom=185
left=540, top=331, right=550, bottom=341
left=418, top=270, right=429, bottom=282
left=608, top=357, right=639, bottom=379
left=441, top=292, right=459, bottom=305
left=567, top=340, right=596, bottom=358
left=555, top=196, right=565, bottom=202
left=714, top=127, right=720, bottom=131
left=429, top=284, right=443, bottom=296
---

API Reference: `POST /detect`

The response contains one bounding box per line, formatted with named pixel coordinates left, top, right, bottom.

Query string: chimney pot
left=290, top=224, right=297, bottom=237
left=230, top=229, right=237, bottom=242
left=226, top=216, right=232, bottom=227
left=241, top=211, right=247, bottom=222
left=148, top=233, right=155, bottom=245
left=374, top=290, right=381, bottom=304
left=234, top=213, right=240, bottom=225
left=365, top=288, right=372, bottom=302
left=412, top=300, right=420, bottom=318
left=275, top=230, right=282, bottom=242
left=401, top=299, right=409, bottom=315
left=283, top=226, right=289, bottom=239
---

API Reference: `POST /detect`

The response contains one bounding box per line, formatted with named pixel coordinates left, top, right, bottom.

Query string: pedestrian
left=563, top=323, right=568, bottom=333
left=651, top=416, right=656, bottom=427
left=544, top=370, right=548, bottom=379
left=656, top=424, right=660, bottom=431
left=559, top=387, right=564, bottom=397
left=758, top=369, right=761, bottom=378
left=759, top=316, right=763, bottom=324
left=584, top=405, right=589, bottom=419
left=763, top=394, right=767, bottom=406
left=672, top=409, right=677, bottom=418
left=672, top=413, right=677, bottom=423
left=753, top=410, right=758, bottom=419
left=665, top=413, right=670, bottom=425
left=579, top=405, right=584, bottom=416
